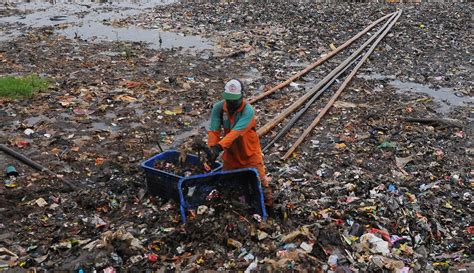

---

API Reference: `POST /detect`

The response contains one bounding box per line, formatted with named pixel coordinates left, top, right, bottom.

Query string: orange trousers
left=223, top=162, right=273, bottom=206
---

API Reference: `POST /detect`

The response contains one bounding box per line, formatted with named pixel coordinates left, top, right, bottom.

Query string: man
left=207, top=79, right=273, bottom=208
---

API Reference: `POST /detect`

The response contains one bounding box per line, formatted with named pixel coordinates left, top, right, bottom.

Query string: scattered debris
left=0, top=1, right=471, bottom=272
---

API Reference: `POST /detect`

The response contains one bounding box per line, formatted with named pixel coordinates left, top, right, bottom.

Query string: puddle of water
left=24, top=115, right=47, bottom=126
left=6, top=0, right=176, bottom=8
left=358, top=73, right=472, bottom=113
left=90, top=121, right=122, bottom=131
left=391, top=80, right=472, bottom=113
left=130, top=122, right=142, bottom=128
left=58, top=22, right=212, bottom=50
left=0, top=1, right=214, bottom=50
left=1, top=6, right=92, bottom=28
left=169, top=119, right=208, bottom=148
left=358, top=73, right=396, bottom=81
left=134, top=108, right=145, bottom=116
left=241, top=67, right=262, bottom=86
left=105, top=111, right=117, bottom=119
left=1, top=6, right=125, bottom=41
left=284, top=61, right=311, bottom=68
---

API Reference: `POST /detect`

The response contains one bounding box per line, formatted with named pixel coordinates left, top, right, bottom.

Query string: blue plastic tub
left=140, top=150, right=223, bottom=201
left=178, top=168, right=267, bottom=223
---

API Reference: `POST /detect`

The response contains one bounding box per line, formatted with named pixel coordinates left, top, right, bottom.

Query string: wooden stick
left=403, top=117, right=463, bottom=128
left=248, top=12, right=395, bottom=104
left=0, top=144, right=78, bottom=190
left=257, top=12, right=397, bottom=137
left=282, top=10, right=402, bottom=160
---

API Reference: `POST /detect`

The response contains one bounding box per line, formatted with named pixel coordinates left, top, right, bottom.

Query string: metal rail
left=282, top=10, right=403, bottom=160
left=262, top=56, right=359, bottom=152
left=248, top=12, right=395, bottom=104
left=257, top=11, right=398, bottom=137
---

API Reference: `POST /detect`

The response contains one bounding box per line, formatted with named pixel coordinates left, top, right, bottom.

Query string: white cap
left=223, top=79, right=243, bottom=100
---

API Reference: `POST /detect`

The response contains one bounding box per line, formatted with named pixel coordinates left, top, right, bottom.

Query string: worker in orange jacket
left=207, top=79, right=273, bottom=208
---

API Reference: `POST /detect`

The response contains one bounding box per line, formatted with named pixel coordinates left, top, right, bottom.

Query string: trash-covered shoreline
left=0, top=1, right=472, bottom=271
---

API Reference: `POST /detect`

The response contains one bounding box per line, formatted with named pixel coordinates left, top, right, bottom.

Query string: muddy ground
left=0, top=1, right=473, bottom=272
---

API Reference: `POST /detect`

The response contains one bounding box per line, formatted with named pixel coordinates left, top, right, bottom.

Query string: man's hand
left=209, top=144, right=223, bottom=162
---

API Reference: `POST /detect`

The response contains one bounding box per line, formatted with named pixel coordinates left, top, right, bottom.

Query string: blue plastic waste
left=388, top=184, right=397, bottom=193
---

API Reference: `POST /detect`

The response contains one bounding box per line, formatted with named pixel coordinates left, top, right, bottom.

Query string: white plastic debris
left=360, top=233, right=390, bottom=255
left=197, top=205, right=208, bottom=215
left=35, top=198, right=48, bottom=207
left=89, top=215, right=107, bottom=227
left=300, top=242, right=313, bottom=253
left=289, top=82, right=300, bottom=88
left=176, top=246, right=185, bottom=254
left=24, top=128, right=35, bottom=136
left=257, top=230, right=268, bottom=241
left=49, top=203, right=60, bottom=210
left=243, top=253, right=255, bottom=263
left=129, top=255, right=144, bottom=264
left=244, top=258, right=258, bottom=273
left=328, top=254, right=338, bottom=270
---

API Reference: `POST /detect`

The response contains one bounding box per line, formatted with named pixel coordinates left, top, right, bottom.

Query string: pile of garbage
left=153, top=160, right=209, bottom=177
left=0, top=1, right=472, bottom=272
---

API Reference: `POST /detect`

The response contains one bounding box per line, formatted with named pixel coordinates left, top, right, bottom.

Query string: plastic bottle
left=328, top=254, right=338, bottom=271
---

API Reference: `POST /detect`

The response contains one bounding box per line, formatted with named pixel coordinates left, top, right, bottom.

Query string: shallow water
left=58, top=21, right=213, bottom=50
left=24, top=115, right=47, bottom=126
left=169, top=119, right=208, bottom=148
left=91, top=121, right=111, bottom=131
left=5, top=0, right=176, bottom=6
left=391, top=80, right=471, bottom=113
left=0, top=0, right=213, bottom=50
left=359, top=73, right=472, bottom=113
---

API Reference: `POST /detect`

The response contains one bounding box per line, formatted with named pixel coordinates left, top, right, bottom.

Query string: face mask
left=226, top=98, right=242, bottom=112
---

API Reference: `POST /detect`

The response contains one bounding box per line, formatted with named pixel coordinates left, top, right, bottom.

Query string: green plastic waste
left=5, top=166, right=18, bottom=176
left=377, top=141, right=397, bottom=149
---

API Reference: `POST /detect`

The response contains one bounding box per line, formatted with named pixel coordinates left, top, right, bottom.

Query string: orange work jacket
left=207, top=99, right=263, bottom=169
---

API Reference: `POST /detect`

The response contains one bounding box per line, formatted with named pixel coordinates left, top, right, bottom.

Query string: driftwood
left=403, top=117, right=464, bottom=128
left=0, top=144, right=78, bottom=190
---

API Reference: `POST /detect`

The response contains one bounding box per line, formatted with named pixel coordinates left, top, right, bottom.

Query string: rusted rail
left=282, top=10, right=402, bottom=160
left=248, top=12, right=395, bottom=104
left=257, top=11, right=398, bottom=137
left=262, top=57, right=359, bottom=152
